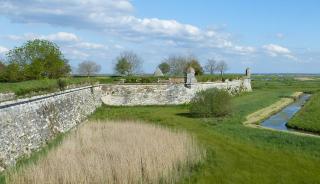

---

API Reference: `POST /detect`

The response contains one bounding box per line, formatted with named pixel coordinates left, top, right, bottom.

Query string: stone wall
left=101, top=79, right=251, bottom=106
left=0, top=78, right=251, bottom=171
left=0, top=86, right=102, bottom=171
left=0, top=93, right=16, bottom=103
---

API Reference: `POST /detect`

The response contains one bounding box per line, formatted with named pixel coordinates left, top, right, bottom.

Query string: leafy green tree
left=186, top=59, right=204, bottom=76
left=158, top=62, right=170, bottom=75
left=115, top=58, right=131, bottom=75
left=3, top=63, right=21, bottom=82
left=6, top=39, right=70, bottom=81
left=24, top=59, right=45, bottom=80
left=114, top=51, right=142, bottom=75
left=0, top=60, right=5, bottom=73
left=0, top=60, right=6, bottom=81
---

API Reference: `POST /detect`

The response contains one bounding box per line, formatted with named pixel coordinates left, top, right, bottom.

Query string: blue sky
left=0, top=0, right=319, bottom=74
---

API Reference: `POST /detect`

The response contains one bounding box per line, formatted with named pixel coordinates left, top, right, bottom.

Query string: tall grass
left=7, top=121, right=204, bottom=184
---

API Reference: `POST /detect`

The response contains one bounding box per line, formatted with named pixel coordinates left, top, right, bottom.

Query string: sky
left=0, top=0, right=319, bottom=74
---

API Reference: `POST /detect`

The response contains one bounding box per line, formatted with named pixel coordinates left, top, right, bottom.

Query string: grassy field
left=287, top=92, right=320, bottom=133
left=2, top=75, right=320, bottom=183
left=89, top=92, right=320, bottom=183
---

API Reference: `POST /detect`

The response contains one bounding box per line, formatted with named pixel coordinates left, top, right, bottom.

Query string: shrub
left=189, top=88, right=232, bottom=117
left=57, top=78, right=67, bottom=91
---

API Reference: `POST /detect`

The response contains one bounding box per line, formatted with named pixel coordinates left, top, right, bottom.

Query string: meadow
left=1, top=75, right=320, bottom=183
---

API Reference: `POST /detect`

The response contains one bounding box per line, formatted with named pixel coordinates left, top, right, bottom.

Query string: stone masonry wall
left=101, top=79, right=251, bottom=106
left=0, top=79, right=251, bottom=171
left=0, top=86, right=102, bottom=171
left=0, top=93, right=16, bottom=103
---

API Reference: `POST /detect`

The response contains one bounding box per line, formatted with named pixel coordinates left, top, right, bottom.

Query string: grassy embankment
left=2, top=75, right=320, bottom=183
left=0, top=78, right=98, bottom=96
left=287, top=92, right=320, bottom=134
left=244, top=92, right=302, bottom=127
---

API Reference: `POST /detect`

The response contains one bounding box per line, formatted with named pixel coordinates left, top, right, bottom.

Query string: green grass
left=196, top=74, right=242, bottom=82
left=287, top=92, right=320, bottom=133
left=0, top=77, right=99, bottom=96
left=89, top=89, right=320, bottom=183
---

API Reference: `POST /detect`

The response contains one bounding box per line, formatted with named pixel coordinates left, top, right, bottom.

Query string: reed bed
left=7, top=121, right=204, bottom=184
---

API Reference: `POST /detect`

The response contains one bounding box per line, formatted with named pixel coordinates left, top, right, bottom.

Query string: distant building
left=154, top=67, right=164, bottom=77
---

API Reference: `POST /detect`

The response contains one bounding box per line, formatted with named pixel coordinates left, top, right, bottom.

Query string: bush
left=189, top=88, right=232, bottom=117
left=57, top=78, right=67, bottom=91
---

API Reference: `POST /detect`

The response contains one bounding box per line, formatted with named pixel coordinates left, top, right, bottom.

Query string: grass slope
left=90, top=89, right=320, bottom=183
left=287, top=92, right=320, bottom=133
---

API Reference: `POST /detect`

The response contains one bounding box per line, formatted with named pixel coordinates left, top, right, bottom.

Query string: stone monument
left=245, top=67, right=251, bottom=78
left=185, top=66, right=197, bottom=87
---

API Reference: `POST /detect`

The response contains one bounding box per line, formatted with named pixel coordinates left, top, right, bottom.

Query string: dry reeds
left=7, top=121, right=204, bottom=184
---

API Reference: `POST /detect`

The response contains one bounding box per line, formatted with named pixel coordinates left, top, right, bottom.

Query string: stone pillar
left=185, top=67, right=197, bottom=88
left=245, top=67, right=251, bottom=79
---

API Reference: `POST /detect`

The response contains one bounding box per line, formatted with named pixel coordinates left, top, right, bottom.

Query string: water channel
left=261, top=94, right=311, bottom=131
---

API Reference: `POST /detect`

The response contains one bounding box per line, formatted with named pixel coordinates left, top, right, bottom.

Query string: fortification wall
left=101, top=79, right=251, bottom=106
left=0, top=93, right=16, bottom=103
left=0, top=86, right=102, bottom=171
left=0, top=78, right=251, bottom=171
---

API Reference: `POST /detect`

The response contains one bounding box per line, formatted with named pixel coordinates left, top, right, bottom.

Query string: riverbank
left=243, top=92, right=319, bottom=137
left=287, top=92, right=320, bottom=134
left=243, top=92, right=302, bottom=126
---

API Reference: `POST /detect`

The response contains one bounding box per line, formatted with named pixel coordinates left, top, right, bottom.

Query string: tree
left=158, top=62, right=170, bottom=75
left=115, top=58, right=131, bottom=75
left=114, top=51, right=143, bottom=75
left=78, top=60, right=101, bottom=77
left=3, top=63, right=21, bottom=82
left=205, top=58, right=217, bottom=74
left=0, top=60, right=6, bottom=81
left=164, top=55, right=188, bottom=76
left=216, top=60, right=228, bottom=76
left=186, top=57, right=203, bottom=75
left=6, top=39, right=71, bottom=81
left=164, top=55, right=203, bottom=76
left=0, top=60, right=5, bottom=73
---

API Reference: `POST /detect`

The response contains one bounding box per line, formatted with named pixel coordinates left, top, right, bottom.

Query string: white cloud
left=46, top=32, right=79, bottom=42
left=6, top=32, right=79, bottom=42
left=0, top=0, right=254, bottom=56
left=0, top=46, right=9, bottom=54
left=262, top=44, right=296, bottom=59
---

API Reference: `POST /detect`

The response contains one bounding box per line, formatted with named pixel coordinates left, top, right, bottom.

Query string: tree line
left=0, top=39, right=229, bottom=82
